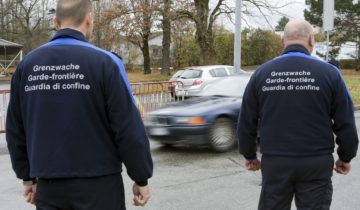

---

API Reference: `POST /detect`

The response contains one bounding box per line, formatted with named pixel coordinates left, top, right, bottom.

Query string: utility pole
left=323, top=0, right=334, bottom=61
left=234, top=0, right=242, bottom=71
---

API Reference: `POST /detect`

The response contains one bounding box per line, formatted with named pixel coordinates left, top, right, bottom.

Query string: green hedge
left=338, top=59, right=357, bottom=69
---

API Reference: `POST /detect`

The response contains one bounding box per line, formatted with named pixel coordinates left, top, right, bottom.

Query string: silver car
left=175, top=65, right=247, bottom=97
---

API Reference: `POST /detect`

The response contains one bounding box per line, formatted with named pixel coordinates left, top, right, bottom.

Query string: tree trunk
left=356, top=38, right=360, bottom=71
left=161, top=0, right=171, bottom=75
left=196, top=32, right=216, bottom=65
left=142, top=0, right=152, bottom=74
left=0, top=0, right=4, bottom=35
left=142, top=36, right=151, bottom=74
left=194, top=0, right=216, bottom=65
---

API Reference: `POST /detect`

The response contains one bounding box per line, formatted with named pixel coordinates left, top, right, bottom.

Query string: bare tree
left=175, top=0, right=292, bottom=65
left=175, top=0, right=230, bottom=64
left=0, top=0, right=6, bottom=36
left=0, top=0, right=16, bottom=40
left=92, top=0, right=119, bottom=50
left=6, top=0, right=52, bottom=53
left=105, top=0, right=159, bottom=74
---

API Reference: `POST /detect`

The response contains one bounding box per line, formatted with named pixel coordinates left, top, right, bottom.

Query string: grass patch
left=343, top=75, right=360, bottom=105
left=127, top=71, right=171, bottom=83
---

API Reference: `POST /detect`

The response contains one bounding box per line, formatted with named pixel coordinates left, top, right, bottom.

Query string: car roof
left=185, top=65, right=233, bottom=71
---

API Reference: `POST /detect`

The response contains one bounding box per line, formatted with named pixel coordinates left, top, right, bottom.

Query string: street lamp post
left=234, top=0, right=242, bottom=71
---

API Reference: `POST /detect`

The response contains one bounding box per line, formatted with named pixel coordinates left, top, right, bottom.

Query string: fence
left=0, top=90, right=10, bottom=133
left=0, top=81, right=184, bottom=133
left=130, top=81, right=185, bottom=118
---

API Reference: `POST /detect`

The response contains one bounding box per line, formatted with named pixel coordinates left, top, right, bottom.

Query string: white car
left=175, top=65, right=248, bottom=97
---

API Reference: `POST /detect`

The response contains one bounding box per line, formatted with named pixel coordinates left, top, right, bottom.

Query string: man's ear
left=85, top=12, right=93, bottom=26
left=53, top=16, right=60, bottom=31
left=307, top=35, right=315, bottom=53
left=281, top=37, right=285, bottom=48
left=308, top=35, right=314, bottom=48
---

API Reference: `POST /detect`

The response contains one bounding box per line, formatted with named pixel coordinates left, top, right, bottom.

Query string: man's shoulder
left=272, top=53, right=340, bottom=72
left=252, top=54, right=341, bottom=79
left=252, top=58, right=278, bottom=76
left=302, top=57, right=342, bottom=76
left=28, top=41, right=120, bottom=64
left=111, top=52, right=123, bottom=60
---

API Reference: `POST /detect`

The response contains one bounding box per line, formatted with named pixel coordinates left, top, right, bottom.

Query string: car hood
left=148, top=96, right=242, bottom=116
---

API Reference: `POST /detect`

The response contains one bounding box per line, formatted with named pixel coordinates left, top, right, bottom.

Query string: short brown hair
left=56, top=0, right=92, bottom=26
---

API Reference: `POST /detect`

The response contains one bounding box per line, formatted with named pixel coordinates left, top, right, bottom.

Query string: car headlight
left=173, top=117, right=189, bottom=124
left=173, top=116, right=206, bottom=125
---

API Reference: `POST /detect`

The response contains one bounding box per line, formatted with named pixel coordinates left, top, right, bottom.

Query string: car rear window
left=180, top=69, right=202, bottom=79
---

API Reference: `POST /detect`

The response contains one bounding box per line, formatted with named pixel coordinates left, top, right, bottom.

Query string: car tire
left=208, top=117, right=236, bottom=152
left=160, top=143, right=173, bottom=147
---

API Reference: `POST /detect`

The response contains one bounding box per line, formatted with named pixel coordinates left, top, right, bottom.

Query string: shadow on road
left=152, top=143, right=237, bottom=155
left=150, top=142, right=240, bottom=165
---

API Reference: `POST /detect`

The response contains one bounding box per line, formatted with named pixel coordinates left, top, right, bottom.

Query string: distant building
left=0, top=39, right=23, bottom=75
left=313, top=42, right=357, bottom=61
left=115, top=32, right=169, bottom=67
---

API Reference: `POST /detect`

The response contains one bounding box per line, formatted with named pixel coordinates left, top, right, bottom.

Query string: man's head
left=54, top=0, right=93, bottom=39
left=282, top=19, right=315, bottom=53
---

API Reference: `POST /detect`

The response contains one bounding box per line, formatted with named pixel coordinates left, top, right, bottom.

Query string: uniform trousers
left=35, top=173, right=125, bottom=210
left=259, top=154, right=334, bottom=210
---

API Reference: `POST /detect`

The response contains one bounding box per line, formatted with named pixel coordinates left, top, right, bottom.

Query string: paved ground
left=0, top=111, right=359, bottom=210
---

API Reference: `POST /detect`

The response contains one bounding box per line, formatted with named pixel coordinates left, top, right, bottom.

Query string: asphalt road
left=0, top=112, right=359, bottom=210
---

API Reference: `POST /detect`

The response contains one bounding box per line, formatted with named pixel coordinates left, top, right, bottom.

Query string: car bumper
left=145, top=125, right=210, bottom=145
left=175, top=88, right=202, bottom=97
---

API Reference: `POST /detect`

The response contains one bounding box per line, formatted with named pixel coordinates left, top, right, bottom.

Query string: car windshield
left=198, top=75, right=251, bottom=97
left=180, top=69, right=202, bottom=79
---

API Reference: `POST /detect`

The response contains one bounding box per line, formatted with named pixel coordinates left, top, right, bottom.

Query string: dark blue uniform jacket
left=237, top=44, right=359, bottom=162
left=6, top=29, right=153, bottom=184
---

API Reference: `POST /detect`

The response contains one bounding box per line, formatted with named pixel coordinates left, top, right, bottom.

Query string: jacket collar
left=283, top=44, right=311, bottom=55
left=50, top=28, right=88, bottom=43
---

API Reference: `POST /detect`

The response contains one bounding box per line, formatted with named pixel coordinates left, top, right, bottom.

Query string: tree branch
left=176, top=9, right=198, bottom=24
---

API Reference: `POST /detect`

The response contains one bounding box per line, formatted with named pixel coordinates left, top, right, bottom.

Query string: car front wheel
left=209, top=117, right=236, bottom=152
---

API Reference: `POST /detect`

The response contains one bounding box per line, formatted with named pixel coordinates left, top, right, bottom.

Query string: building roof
left=0, top=39, right=23, bottom=54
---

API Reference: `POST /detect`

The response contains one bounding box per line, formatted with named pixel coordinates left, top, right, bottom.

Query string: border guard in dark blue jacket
left=6, top=0, right=153, bottom=209
left=237, top=19, right=358, bottom=210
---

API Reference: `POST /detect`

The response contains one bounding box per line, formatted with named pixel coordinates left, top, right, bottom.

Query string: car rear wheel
left=209, top=117, right=236, bottom=152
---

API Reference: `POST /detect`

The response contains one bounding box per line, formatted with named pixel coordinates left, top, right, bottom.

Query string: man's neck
left=284, top=41, right=312, bottom=54
left=58, top=26, right=87, bottom=38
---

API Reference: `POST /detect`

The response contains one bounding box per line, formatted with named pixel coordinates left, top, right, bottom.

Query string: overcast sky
left=214, top=0, right=306, bottom=31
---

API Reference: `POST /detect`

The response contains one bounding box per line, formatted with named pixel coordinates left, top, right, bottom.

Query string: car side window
left=227, top=67, right=237, bottom=75
left=211, top=68, right=228, bottom=77
left=209, top=70, right=216, bottom=77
